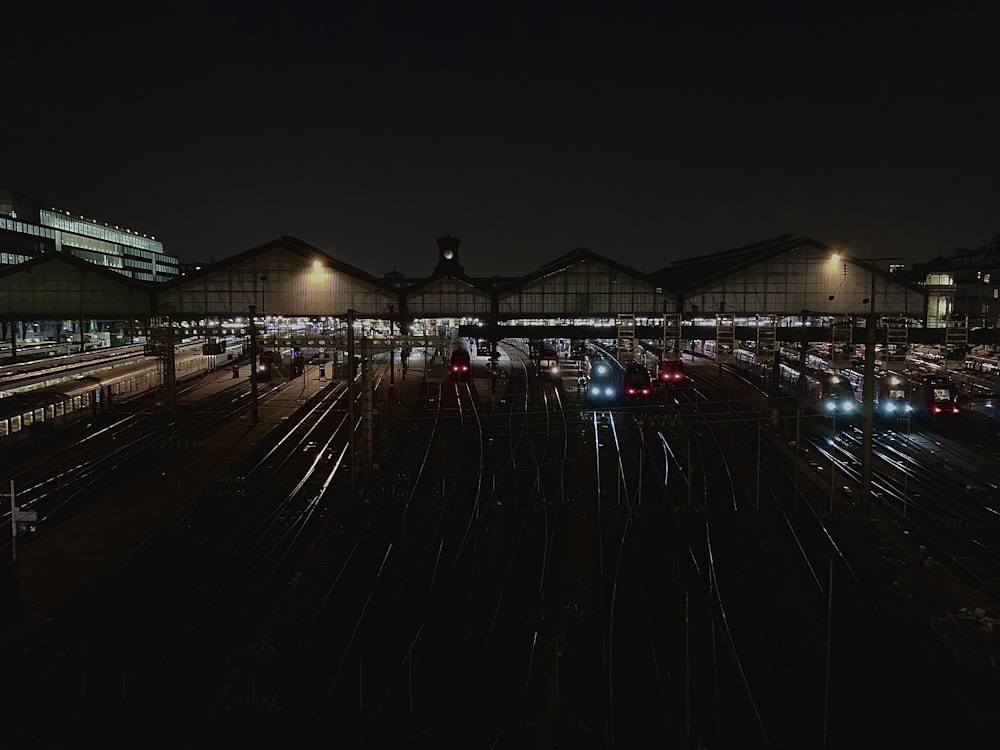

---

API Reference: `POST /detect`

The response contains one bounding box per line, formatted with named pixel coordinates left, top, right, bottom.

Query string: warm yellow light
left=310, top=259, right=325, bottom=282
left=831, top=253, right=841, bottom=263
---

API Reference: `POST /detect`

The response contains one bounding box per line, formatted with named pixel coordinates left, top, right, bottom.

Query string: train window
left=34, top=408, right=45, bottom=423
left=55, top=403, right=65, bottom=417
left=11, top=415, right=21, bottom=433
left=47, top=405, right=56, bottom=420
left=23, top=411, right=33, bottom=427
left=0, top=420, right=7, bottom=437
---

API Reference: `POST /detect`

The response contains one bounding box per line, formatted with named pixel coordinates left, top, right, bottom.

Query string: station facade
left=0, top=228, right=982, bottom=361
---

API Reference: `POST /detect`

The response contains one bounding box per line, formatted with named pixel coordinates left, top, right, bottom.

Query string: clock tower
left=435, top=235, right=464, bottom=275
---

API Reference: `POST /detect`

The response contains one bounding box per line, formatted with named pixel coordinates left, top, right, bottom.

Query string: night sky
left=3, top=5, right=998, bottom=278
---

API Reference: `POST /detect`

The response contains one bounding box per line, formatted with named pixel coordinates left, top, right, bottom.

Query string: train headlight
left=551, top=366, right=559, bottom=375
left=842, top=402, right=853, bottom=412
left=825, top=401, right=836, bottom=412
left=590, top=386, right=600, bottom=396
left=886, top=402, right=896, bottom=412
left=604, top=387, right=615, bottom=397
left=905, top=404, right=913, bottom=412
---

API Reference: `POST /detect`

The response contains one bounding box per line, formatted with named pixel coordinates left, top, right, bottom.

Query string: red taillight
left=933, top=406, right=941, bottom=414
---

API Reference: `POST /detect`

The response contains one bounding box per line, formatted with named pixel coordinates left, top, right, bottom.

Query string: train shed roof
left=158, top=235, right=399, bottom=294
left=0, top=251, right=156, bottom=318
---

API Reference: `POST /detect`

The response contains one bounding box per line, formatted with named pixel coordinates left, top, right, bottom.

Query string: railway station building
left=0, top=230, right=959, bottom=359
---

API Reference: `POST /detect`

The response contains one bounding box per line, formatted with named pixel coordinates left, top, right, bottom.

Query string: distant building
left=905, top=234, right=1000, bottom=326
left=0, top=189, right=179, bottom=282
left=945, top=235, right=1000, bottom=324
left=904, top=256, right=956, bottom=328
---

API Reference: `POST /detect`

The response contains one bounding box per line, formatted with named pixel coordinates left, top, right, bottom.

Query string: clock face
left=444, top=249, right=454, bottom=260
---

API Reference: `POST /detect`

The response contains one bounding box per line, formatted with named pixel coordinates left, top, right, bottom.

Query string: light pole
left=856, top=256, right=901, bottom=521
left=248, top=305, right=259, bottom=426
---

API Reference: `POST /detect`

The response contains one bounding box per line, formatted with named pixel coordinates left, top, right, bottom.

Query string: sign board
left=13, top=509, right=37, bottom=535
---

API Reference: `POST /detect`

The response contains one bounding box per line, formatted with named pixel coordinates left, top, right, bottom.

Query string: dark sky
left=3, top=5, right=998, bottom=277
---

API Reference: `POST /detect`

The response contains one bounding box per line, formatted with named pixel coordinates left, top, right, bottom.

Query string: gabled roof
left=654, top=234, right=927, bottom=299
left=652, top=235, right=804, bottom=293
left=402, top=258, right=496, bottom=295
left=501, top=247, right=665, bottom=293
left=158, top=236, right=400, bottom=294
left=0, top=250, right=157, bottom=291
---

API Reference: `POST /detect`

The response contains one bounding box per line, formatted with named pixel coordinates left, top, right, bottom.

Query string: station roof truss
left=656, top=235, right=928, bottom=319
left=402, top=272, right=494, bottom=318
left=154, top=236, right=400, bottom=319
left=496, top=248, right=673, bottom=319
left=0, top=251, right=155, bottom=319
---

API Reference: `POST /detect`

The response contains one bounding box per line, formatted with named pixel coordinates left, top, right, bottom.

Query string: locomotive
left=622, top=361, right=652, bottom=399
left=584, top=358, right=619, bottom=403
left=449, top=341, right=472, bottom=381
left=536, top=342, right=560, bottom=379
left=910, top=374, right=966, bottom=417
left=657, top=359, right=686, bottom=385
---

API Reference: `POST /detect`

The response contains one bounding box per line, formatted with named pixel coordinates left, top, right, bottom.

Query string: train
left=536, top=342, right=560, bottom=379
left=716, top=340, right=971, bottom=422
left=584, top=358, right=619, bottom=404
left=657, top=359, right=686, bottom=385
left=582, top=356, right=653, bottom=405
left=449, top=340, right=472, bottom=381
left=0, top=351, right=231, bottom=441
left=910, top=374, right=966, bottom=417
left=622, top=361, right=652, bottom=399
left=728, top=346, right=860, bottom=417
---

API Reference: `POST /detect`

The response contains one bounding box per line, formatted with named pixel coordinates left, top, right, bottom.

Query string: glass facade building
left=0, top=190, right=179, bottom=282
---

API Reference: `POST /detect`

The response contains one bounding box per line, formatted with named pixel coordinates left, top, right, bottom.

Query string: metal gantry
left=662, top=313, right=682, bottom=359
left=884, top=318, right=909, bottom=363
left=616, top=313, right=635, bottom=362
left=830, top=316, right=854, bottom=368
left=715, top=316, right=735, bottom=363
left=945, top=314, right=969, bottom=369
